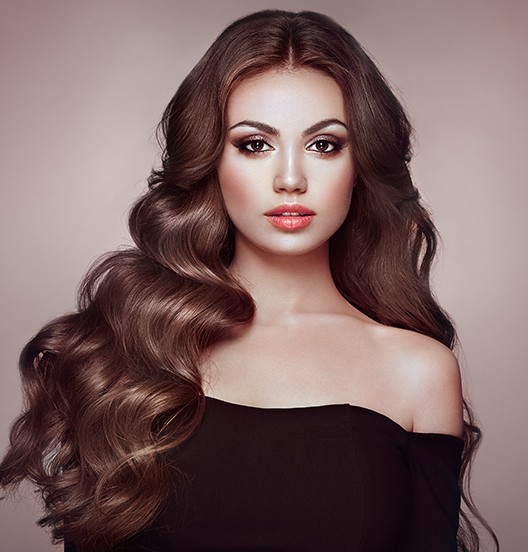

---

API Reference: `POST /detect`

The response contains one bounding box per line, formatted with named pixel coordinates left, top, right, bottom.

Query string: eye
left=236, top=138, right=273, bottom=155
left=307, top=138, right=341, bottom=155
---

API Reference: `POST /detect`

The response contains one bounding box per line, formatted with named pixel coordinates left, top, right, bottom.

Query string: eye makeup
left=232, top=135, right=273, bottom=155
left=231, top=133, right=348, bottom=158
left=306, top=135, right=346, bottom=156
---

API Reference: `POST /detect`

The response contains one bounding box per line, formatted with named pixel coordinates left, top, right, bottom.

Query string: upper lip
left=264, top=203, right=315, bottom=216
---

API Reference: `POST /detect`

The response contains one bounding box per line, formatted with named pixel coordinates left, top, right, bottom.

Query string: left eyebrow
left=228, top=118, right=348, bottom=136
left=302, top=118, right=348, bottom=136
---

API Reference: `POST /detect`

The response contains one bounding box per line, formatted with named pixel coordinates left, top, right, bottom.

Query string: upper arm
left=406, top=339, right=464, bottom=437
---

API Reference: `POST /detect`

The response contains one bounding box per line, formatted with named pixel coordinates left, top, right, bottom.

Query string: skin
left=204, top=68, right=464, bottom=438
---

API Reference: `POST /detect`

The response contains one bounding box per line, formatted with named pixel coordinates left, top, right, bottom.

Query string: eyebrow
left=228, top=118, right=348, bottom=137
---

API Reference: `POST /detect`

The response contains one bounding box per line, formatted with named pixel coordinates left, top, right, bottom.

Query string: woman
left=0, top=9, right=497, bottom=552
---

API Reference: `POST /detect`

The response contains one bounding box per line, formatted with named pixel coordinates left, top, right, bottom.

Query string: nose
left=273, top=144, right=307, bottom=193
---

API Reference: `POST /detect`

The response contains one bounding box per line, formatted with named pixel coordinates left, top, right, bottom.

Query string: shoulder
left=371, top=325, right=464, bottom=437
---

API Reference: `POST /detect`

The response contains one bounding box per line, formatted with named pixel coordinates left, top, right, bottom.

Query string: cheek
left=332, top=186, right=354, bottom=230
left=217, top=155, right=253, bottom=211
left=315, top=163, right=355, bottom=233
left=319, top=161, right=355, bottom=211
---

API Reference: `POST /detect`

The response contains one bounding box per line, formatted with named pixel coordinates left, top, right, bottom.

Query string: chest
left=201, top=322, right=412, bottom=430
left=204, top=322, right=370, bottom=389
left=125, top=400, right=413, bottom=552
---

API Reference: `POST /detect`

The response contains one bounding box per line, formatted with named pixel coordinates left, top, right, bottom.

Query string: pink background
left=1, top=0, right=526, bottom=549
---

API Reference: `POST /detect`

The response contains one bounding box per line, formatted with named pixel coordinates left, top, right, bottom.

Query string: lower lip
left=266, top=215, right=314, bottom=230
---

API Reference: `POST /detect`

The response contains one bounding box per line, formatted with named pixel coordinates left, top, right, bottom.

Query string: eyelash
left=307, top=136, right=343, bottom=156
left=234, top=136, right=271, bottom=155
left=233, top=135, right=344, bottom=157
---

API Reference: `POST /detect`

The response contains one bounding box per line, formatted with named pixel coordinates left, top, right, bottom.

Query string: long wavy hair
left=0, top=10, right=497, bottom=552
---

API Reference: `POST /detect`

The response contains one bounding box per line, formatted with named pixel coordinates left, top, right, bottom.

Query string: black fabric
left=67, top=396, right=463, bottom=551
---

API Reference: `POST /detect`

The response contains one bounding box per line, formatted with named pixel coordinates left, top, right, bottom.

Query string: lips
left=264, top=203, right=315, bottom=216
left=264, top=203, right=315, bottom=230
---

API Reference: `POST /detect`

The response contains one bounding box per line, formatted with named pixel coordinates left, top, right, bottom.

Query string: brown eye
left=236, top=138, right=272, bottom=154
left=315, top=140, right=333, bottom=152
left=248, top=140, right=266, bottom=152
left=308, top=138, right=341, bottom=154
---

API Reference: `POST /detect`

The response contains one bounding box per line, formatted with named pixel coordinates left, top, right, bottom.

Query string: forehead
left=226, top=68, right=346, bottom=128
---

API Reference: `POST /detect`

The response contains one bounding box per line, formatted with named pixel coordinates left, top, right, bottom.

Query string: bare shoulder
left=372, top=324, right=464, bottom=437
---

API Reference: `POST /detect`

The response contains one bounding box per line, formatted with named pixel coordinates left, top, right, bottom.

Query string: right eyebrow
left=228, top=120, right=278, bottom=135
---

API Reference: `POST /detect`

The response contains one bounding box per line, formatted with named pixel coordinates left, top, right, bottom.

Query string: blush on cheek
left=218, top=162, right=256, bottom=205
left=329, top=174, right=354, bottom=203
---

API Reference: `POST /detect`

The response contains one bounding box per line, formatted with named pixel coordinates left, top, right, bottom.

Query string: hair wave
left=1, top=10, right=497, bottom=551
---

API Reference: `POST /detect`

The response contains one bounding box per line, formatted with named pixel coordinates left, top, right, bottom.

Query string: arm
left=402, top=432, right=464, bottom=551
left=409, top=341, right=464, bottom=438
left=402, top=337, right=465, bottom=550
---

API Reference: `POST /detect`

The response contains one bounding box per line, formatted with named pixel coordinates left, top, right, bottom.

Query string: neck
left=229, top=239, right=348, bottom=323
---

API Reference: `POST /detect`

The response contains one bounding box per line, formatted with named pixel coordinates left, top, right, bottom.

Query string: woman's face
left=217, top=68, right=355, bottom=259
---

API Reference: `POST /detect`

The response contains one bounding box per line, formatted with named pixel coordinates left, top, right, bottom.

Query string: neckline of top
left=204, top=395, right=464, bottom=443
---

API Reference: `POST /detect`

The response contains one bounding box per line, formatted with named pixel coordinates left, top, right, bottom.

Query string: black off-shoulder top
left=66, top=396, right=463, bottom=551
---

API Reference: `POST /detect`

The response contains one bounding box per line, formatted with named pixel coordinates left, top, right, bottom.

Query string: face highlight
left=217, top=68, right=355, bottom=259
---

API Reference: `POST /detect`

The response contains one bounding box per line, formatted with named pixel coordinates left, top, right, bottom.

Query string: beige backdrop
left=1, top=0, right=526, bottom=550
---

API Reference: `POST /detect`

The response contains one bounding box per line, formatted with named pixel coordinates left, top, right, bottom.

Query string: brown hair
left=0, top=10, right=497, bottom=551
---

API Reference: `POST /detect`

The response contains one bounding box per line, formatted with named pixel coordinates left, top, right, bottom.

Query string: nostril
left=273, top=175, right=308, bottom=193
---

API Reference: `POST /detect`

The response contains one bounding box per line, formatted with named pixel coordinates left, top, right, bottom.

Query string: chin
left=259, top=239, right=330, bottom=258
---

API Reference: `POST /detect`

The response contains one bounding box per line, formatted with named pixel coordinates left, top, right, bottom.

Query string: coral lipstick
left=264, top=203, right=315, bottom=230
